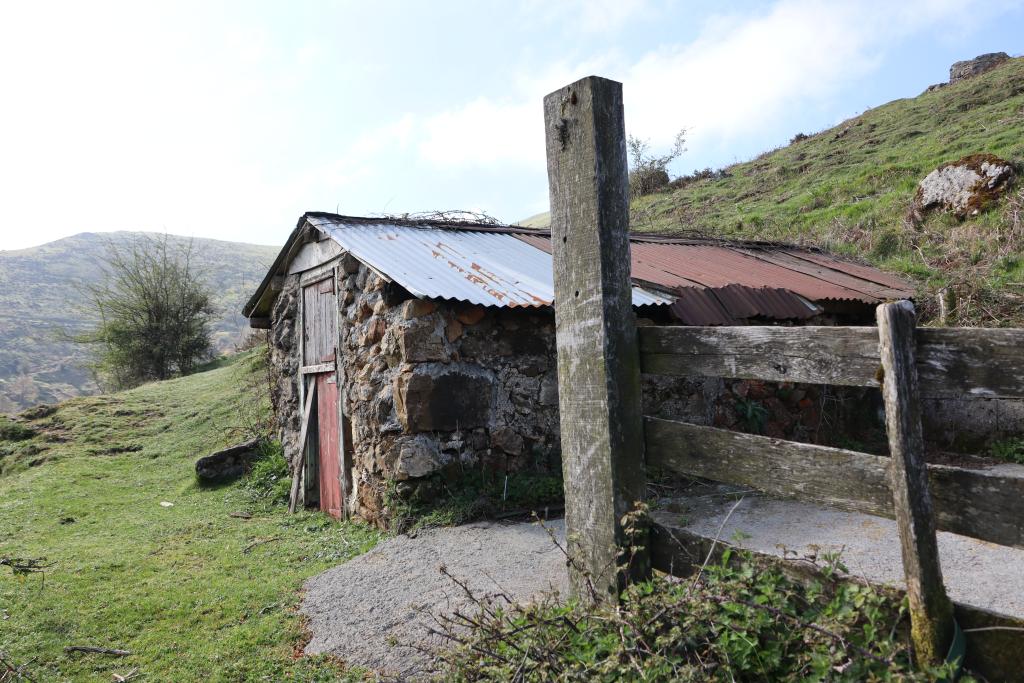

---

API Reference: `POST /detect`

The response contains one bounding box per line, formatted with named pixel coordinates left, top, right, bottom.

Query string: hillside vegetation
left=0, top=352, right=379, bottom=681
left=0, top=232, right=278, bottom=412
left=524, top=57, right=1024, bottom=326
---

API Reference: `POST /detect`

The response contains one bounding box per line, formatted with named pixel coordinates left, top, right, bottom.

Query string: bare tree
left=627, top=128, right=687, bottom=197
left=76, top=233, right=215, bottom=389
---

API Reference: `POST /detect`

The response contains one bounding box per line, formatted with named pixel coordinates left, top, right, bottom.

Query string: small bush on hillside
left=668, top=166, right=731, bottom=191
left=628, top=130, right=687, bottom=197
left=74, top=233, right=216, bottom=390
left=0, top=416, right=36, bottom=442
left=246, top=440, right=291, bottom=506
left=433, top=539, right=962, bottom=682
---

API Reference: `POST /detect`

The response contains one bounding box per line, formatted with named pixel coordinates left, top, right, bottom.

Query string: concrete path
left=656, top=485, right=1024, bottom=619
left=301, top=489, right=1024, bottom=679
left=301, top=520, right=568, bottom=680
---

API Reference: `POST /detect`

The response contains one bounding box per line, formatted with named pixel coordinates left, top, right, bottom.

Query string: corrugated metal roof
left=516, top=233, right=912, bottom=306
left=307, top=214, right=673, bottom=309
left=669, top=285, right=820, bottom=326
left=244, top=213, right=915, bottom=326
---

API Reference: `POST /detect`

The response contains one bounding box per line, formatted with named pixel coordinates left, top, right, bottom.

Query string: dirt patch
left=301, top=520, right=568, bottom=680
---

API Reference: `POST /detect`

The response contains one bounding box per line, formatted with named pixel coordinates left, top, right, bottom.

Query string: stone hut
left=243, top=213, right=914, bottom=525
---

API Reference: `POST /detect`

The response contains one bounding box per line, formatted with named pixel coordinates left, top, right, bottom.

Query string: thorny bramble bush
left=430, top=508, right=966, bottom=682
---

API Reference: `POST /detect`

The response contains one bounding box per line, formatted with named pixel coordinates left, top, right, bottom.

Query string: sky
left=0, top=0, right=1022, bottom=251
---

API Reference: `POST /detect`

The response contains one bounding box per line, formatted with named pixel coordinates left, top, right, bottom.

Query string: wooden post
left=543, top=76, right=647, bottom=600
left=877, top=301, right=954, bottom=665
left=288, top=380, right=317, bottom=514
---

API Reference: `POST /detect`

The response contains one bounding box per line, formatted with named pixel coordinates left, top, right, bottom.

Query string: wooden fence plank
left=288, top=381, right=318, bottom=514
left=639, top=325, right=1024, bottom=398
left=543, top=75, right=648, bottom=599
left=644, top=417, right=1024, bottom=549
left=877, top=301, right=953, bottom=666
left=640, top=326, right=879, bottom=387
left=916, top=328, right=1024, bottom=398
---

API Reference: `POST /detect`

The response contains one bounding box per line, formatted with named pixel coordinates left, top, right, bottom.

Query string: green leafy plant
left=433, top=539, right=965, bottom=682
left=990, top=437, right=1024, bottom=464
left=246, top=440, right=292, bottom=506
left=735, top=398, right=769, bottom=434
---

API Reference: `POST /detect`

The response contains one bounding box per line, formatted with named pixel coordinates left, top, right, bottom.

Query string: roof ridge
left=302, top=211, right=817, bottom=250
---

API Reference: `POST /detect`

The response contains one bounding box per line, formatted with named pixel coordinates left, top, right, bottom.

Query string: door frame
left=296, top=264, right=351, bottom=518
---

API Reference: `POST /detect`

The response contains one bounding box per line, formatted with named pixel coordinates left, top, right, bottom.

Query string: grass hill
left=0, top=352, right=379, bottom=681
left=0, top=232, right=278, bottom=413
left=523, top=56, right=1024, bottom=326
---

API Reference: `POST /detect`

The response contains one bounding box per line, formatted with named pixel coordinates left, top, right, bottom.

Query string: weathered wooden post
left=877, top=300, right=954, bottom=665
left=543, top=76, right=647, bottom=599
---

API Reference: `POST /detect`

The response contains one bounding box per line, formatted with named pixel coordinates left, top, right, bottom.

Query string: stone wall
left=337, top=259, right=562, bottom=524
left=269, top=275, right=302, bottom=466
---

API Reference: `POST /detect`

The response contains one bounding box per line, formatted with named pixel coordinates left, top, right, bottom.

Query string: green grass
left=0, top=352, right=381, bottom=682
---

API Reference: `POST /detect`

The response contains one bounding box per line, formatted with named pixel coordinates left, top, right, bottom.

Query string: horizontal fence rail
left=645, top=417, right=1024, bottom=550
left=639, top=326, right=1024, bottom=399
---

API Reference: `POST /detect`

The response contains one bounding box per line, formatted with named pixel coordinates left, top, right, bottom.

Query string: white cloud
left=418, top=99, right=543, bottom=168
left=393, top=0, right=1013, bottom=175
left=521, top=0, right=652, bottom=33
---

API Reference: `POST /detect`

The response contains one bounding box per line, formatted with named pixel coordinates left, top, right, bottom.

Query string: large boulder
left=949, top=52, right=1010, bottom=83
left=910, top=154, right=1015, bottom=223
left=195, top=438, right=261, bottom=482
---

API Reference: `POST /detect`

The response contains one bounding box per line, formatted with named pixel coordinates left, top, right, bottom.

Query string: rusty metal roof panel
left=307, top=216, right=672, bottom=308
left=669, top=285, right=820, bottom=326
left=516, top=233, right=912, bottom=306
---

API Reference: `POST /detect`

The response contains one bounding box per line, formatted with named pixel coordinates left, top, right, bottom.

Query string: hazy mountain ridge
left=0, top=231, right=278, bottom=412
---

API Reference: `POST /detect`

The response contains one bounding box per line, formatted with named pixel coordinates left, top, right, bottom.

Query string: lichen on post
left=543, top=76, right=648, bottom=599
left=877, top=300, right=954, bottom=665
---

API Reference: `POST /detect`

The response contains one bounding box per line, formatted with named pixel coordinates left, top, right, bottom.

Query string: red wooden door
left=316, top=373, right=343, bottom=519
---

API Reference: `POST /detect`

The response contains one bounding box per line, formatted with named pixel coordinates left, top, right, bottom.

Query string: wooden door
left=301, top=274, right=343, bottom=519
left=316, top=372, right=342, bottom=518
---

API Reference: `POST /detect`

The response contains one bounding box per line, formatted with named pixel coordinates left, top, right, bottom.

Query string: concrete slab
left=655, top=487, right=1024, bottom=619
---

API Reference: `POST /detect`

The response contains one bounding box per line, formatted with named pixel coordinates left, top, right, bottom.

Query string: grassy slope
left=0, top=353, right=379, bottom=682
left=525, top=58, right=1024, bottom=325
left=0, top=232, right=279, bottom=412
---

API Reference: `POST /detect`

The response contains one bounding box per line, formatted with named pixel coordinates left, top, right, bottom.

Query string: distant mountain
left=0, top=231, right=278, bottom=412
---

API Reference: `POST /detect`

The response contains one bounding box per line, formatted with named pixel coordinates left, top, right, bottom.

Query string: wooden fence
left=543, top=75, right=1024, bottom=674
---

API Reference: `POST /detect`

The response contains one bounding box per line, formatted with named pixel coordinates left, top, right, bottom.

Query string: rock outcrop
left=950, top=52, right=1010, bottom=83
left=924, top=52, right=1011, bottom=93
left=910, top=154, right=1015, bottom=223
left=195, top=438, right=261, bottom=482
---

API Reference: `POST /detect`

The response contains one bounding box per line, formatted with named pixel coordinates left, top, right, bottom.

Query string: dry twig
left=64, top=647, right=131, bottom=657
left=0, top=651, right=35, bottom=683
left=242, top=537, right=281, bottom=554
